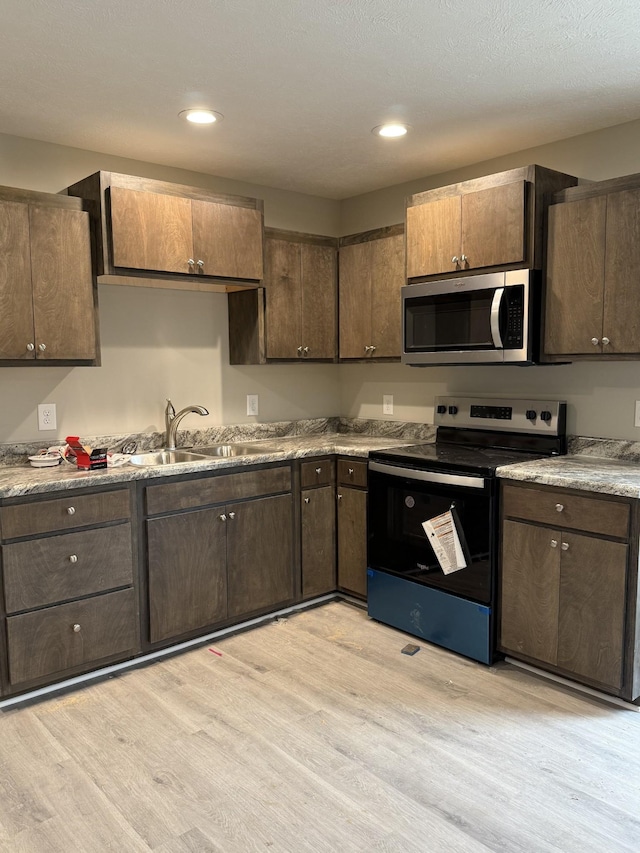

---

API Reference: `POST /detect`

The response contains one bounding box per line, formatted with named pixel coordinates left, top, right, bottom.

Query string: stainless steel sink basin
left=129, top=450, right=208, bottom=467
left=194, top=443, right=273, bottom=457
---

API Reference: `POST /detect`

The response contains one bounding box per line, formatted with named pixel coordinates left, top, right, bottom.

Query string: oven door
left=367, top=460, right=496, bottom=605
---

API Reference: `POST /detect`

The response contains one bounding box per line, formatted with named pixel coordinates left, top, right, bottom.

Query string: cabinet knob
left=451, top=256, right=459, bottom=264
left=315, top=467, right=322, bottom=474
left=348, top=467, right=354, bottom=475
left=197, top=259, right=204, bottom=268
left=69, top=554, right=78, bottom=563
left=67, top=506, right=76, bottom=516
left=602, top=336, right=610, bottom=346
left=304, top=497, right=310, bottom=504
left=26, top=342, right=35, bottom=352
left=188, top=258, right=195, bottom=267
left=297, top=346, right=303, bottom=355
left=38, top=343, right=46, bottom=352
left=591, top=337, right=600, bottom=346
left=363, top=345, right=370, bottom=353
left=369, top=345, right=376, bottom=354
left=219, top=513, right=227, bottom=522
left=303, top=346, right=310, bottom=354
left=561, top=542, right=570, bottom=551
left=555, top=503, right=564, bottom=512
left=460, top=254, right=468, bottom=264
left=228, top=511, right=236, bottom=520
left=72, top=623, right=81, bottom=633
left=337, top=493, right=343, bottom=501
left=550, top=539, right=558, bottom=548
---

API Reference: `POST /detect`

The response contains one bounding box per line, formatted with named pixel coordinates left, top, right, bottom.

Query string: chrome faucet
left=164, top=399, right=209, bottom=450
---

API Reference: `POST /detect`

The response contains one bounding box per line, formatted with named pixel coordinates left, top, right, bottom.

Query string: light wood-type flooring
left=1, top=601, right=639, bottom=852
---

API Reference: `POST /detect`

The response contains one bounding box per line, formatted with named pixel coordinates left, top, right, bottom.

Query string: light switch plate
left=383, top=395, right=394, bottom=415
left=246, top=394, right=259, bottom=416
left=37, top=403, right=57, bottom=431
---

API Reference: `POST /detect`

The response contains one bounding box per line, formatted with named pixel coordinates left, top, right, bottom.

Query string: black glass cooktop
left=370, top=441, right=554, bottom=477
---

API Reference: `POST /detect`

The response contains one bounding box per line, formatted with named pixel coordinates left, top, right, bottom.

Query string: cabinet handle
left=369, top=345, right=376, bottom=354
left=197, top=259, right=204, bottom=268
left=363, top=345, right=370, bottom=353
left=602, top=336, right=610, bottom=346
left=67, top=506, right=76, bottom=516
left=303, top=346, right=310, bottom=355
left=72, top=623, right=81, bottom=633
left=297, top=346, right=303, bottom=355
left=69, top=554, right=78, bottom=564
left=304, top=497, right=310, bottom=504
left=26, top=342, right=35, bottom=352
left=337, top=493, right=343, bottom=500
left=555, top=503, right=564, bottom=512
left=188, top=258, right=195, bottom=267
left=348, top=467, right=354, bottom=475
left=315, top=467, right=322, bottom=475
left=451, top=256, right=459, bottom=264
left=460, top=254, right=468, bottom=264
left=591, top=337, right=600, bottom=346
left=550, top=539, right=558, bottom=548
left=228, top=511, right=236, bottom=520
left=561, top=542, right=570, bottom=551
left=219, top=513, right=227, bottom=522
left=38, top=343, right=46, bottom=352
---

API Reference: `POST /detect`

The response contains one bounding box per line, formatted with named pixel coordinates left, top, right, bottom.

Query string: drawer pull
left=69, top=554, right=78, bottom=564
left=555, top=503, right=564, bottom=512
left=561, top=542, right=570, bottom=551
left=550, top=539, right=558, bottom=548
left=72, top=623, right=81, bottom=633
left=228, top=511, right=236, bottom=520
left=304, top=496, right=310, bottom=504
left=315, top=467, right=322, bottom=475
left=348, top=467, right=354, bottom=475
left=67, top=506, right=76, bottom=516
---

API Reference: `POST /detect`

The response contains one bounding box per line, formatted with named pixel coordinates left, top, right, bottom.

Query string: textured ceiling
left=2, top=0, right=640, bottom=198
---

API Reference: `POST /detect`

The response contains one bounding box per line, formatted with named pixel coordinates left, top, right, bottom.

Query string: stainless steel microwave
left=401, top=270, right=538, bottom=366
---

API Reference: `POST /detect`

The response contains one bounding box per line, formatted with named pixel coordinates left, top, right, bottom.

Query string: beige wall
left=3, top=120, right=640, bottom=444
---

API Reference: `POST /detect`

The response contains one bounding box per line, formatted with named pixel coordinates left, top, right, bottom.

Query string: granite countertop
left=498, top=454, right=640, bottom=499
left=0, top=434, right=417, bottom=499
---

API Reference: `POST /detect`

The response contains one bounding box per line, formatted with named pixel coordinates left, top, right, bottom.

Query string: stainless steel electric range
left=367, top=396, right=567, bottom=664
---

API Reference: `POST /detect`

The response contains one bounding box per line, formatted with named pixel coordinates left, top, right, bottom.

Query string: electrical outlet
left=383, top=394, right=394, bottom=415
left=635, top=400, right=640, bottom=427
left=246, top=394, right=259, bottom=416
left=37, top=403, right=57, bottom=431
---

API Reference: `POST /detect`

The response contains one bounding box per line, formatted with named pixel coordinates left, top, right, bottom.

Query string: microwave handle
left=490, top=288, right=505, bottom=349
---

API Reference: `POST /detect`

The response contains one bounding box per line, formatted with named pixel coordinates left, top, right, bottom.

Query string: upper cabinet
left=66, top=172, right=264, bottom=292
left=339, top=226, right=404, bottom=360
left=0, top=188, right=98, bottom=364
left=228, top=229, right=337, bottom=364
left=544, top=176, right=640, bottom=360
left=406, top=166, right=579, bottom=282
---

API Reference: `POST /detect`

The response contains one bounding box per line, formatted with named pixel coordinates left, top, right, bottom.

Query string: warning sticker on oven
left=422, top=509, right=469, bottom=574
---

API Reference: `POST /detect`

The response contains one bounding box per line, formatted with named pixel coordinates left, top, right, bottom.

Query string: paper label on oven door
left=422, top=509, right=468, bottom=574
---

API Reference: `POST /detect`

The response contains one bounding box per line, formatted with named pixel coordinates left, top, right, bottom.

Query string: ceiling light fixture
left=179, top=109, right=224, bottom=125
left=372, top=123, right=410, bottom=138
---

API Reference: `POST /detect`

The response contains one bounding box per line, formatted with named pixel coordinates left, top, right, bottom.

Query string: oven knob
left=448, top=406, right=458, bottom=415
left=540, top=410, right=552, bottom=422
left=526, top=409, right=537, bottom=421
left=436, top=405, right=447, bottom=414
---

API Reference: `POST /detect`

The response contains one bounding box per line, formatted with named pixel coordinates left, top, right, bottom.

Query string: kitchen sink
left=129, top=450, right=208, bottom=467
left=194, top=442, right=275, bottom=457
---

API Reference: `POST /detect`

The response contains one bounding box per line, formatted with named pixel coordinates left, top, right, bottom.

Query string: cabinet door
left=545, top=197, right=606, bottom=355
left=192, top=200, right=263, bottom=280
left=265, top=238, right=302, bottom=358
left=500, top=520, right=560, bottom=664
left=110, top=186, right=194, bottom=273
left=558, top=533, right=627, bottom=689
left=461, top=181, right=525, bottom=270
left=301, top=243, right=337, bottom=359
left=147, top=508, right=227, bottom=643
left=603, top=188, right=640, bottom=354
left=30, top=206, right=96, bottom=360
left=337, top=487, right=367, bottom=597
left=227, top=494, right=294, bottom=618
left=301, top=486, right=336, bottom=597
left=370, top=233, right=404, bottom=358
left=339, top=242, right=371, bottom=358
left=0, top=200, right=35, bottom=359
left=406, top=196, right=460, bottom=278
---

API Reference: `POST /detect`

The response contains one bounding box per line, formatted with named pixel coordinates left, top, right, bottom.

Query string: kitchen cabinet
left=300, top=458, right=336, bottom=598
left=144, top=465, right=294, bottom=645
left=0, top=188, right=97, bottom=363
left=544, top=177, right=640, bottom=359
left=405, top=165, right=578, bottom=282
left=500, top=481, right=640, bottom=700
left=336, top=459, right=368, bottom=598
left=228, top=229, right=338, bottom=364
left=66, top=171, right=264, bottom=292
left=339, top=226, right=404, bottom=360
left=0, top=486, right=137, bottom=692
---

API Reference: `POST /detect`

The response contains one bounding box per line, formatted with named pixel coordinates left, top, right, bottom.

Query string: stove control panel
left=434, top=396, right=566, bottom=436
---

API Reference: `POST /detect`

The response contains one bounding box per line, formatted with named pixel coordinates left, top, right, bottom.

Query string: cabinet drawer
left=146, top=465, right=291, bottom=515
left=301, top=458, right=334, bottom=488
left=502, top=484, right=630, bottom=539
left=3, top=523, right=133, bottom=614
left=337, top=459, right=367, bottom=488
left=7, top=588, right=138, bottom=686
left=0, top=489, right=131, bottom=539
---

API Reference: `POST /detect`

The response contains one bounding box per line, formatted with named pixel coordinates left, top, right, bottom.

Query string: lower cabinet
left=500, top=482, right=639, bottom=699
left=300, top=458, right=336, bottom=598
left=336, top=460, right=368, bottom=598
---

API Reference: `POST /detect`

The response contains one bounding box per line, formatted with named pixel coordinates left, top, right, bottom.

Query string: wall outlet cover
left=635, top=400, right=640, bottom=428
left=37, top=403, right=57, bottom=431
left=383, top=394, right=394, bottom=415
left=246, top=394, right=259, bottom=417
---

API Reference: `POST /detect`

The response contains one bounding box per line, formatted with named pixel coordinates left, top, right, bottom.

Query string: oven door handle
left=369, top=460, right=487, bottom=489
left=490, top=287, right=504, bottom=349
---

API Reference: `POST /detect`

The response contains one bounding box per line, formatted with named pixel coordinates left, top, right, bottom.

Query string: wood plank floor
left=1, top=601, right=640, bottom=852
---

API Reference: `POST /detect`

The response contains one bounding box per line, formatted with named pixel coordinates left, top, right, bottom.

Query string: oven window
left=405, top=290, right=494, bottom=351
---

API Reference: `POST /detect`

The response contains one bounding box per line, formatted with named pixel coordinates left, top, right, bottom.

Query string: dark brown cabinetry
left=228, top=229, right=338, bottom=364
left=338, top=226, right=404, bottom=360
left=336, top=459, right=368, bottom=598
left=500, top=481, right=640, bottom=700
left=0, top=487, right=137, bottom=692
left=300, top=458, right=336, bottom=598
left=405, top=166, right=578, bottom=282
left=0, top=189, right=97, bottom=363
left=66, top=172, right=264, bottom=292
left=545, top=177, right=640, bottom=359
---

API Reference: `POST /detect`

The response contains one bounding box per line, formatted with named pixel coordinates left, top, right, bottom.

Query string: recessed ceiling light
left=179, top=109, right=224, bottom=125
left=372, top=123, right=410, bottom=138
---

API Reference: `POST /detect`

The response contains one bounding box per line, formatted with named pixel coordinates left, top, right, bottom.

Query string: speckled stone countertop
left=498, top=455, right=640, bottom=499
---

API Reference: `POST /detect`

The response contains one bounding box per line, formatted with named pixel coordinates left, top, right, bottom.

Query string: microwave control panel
left=434, top=396, right=566, bottom=436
